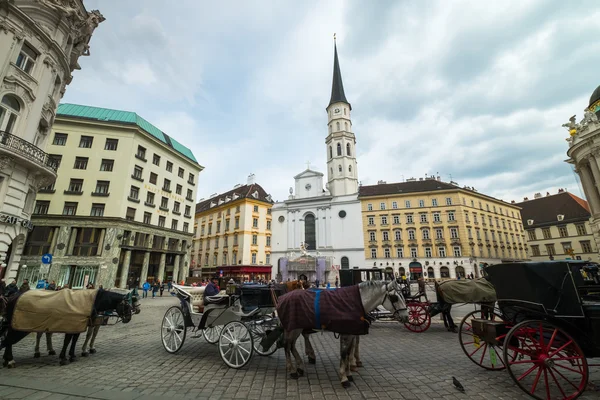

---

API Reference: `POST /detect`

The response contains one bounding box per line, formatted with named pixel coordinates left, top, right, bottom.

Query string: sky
left=65, top=0, right=600, bottom=204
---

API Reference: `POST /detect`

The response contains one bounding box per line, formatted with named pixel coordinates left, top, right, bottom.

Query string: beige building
left=358, top=178, right=527, bottom=279
left=18, top=103, right=203, bottom=289
left=0, top=1, right=104, bottom=280
left=516, top=190, right=598, bottom=262
left=192, top=175, right=273, bottom=282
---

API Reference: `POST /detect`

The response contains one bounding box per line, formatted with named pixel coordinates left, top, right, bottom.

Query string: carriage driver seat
left=204, top=294, right=229, bottom=306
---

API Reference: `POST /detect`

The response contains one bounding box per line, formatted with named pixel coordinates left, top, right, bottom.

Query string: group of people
left=141, top=280, right=172, bottom=298
left=0, top=279, right=29, bottom=297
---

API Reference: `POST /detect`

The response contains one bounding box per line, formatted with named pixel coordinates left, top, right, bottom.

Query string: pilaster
left=173, top=254, right=181, bottom=284
left=140, top=251, right=150, bottom=284
left=158, top=252, right=166, bottom=282
left=119, top=250, right=131, bottom=289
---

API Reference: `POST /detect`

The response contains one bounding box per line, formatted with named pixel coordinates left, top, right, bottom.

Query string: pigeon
left=453, top=376, right=465, bottom=393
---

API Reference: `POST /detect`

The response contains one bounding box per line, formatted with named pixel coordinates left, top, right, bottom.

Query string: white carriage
left=161, top=283, right=282, bottom=368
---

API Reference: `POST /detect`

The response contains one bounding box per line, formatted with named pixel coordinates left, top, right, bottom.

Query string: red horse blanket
left=277, top=286, right=369, bottom=335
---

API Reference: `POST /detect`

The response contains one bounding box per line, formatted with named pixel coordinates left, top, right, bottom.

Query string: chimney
left=534, top=192, right=542, bottom=199
left=546, top=192, right=550, bottom=196
left=558, top=188, right=564, bottom=193
left=511, top=200, right=515, bottom=204
left=524, top=197, right=528, bottom=201
left=377, top=180, right=387, bottom=185
left=247, top=173, right=256, bottom=185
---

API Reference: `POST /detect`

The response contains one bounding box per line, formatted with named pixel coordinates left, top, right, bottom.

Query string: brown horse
left=281, top=280, right=317, bottom=364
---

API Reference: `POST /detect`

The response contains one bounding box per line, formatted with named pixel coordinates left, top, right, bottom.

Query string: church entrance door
left=299, top=274, right=308, bottom=281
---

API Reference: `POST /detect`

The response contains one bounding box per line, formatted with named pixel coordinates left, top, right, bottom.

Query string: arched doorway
left=0, top=241, right=12, bottom=280
left=427, top=267, right=434, bottom=280
left=398, top=267, right=406, bottom=277
left=409, top=261, right=423, bottom=280
left=384, top=267, right=394, bottom=280
left=440, top=267, right=450, bottom=279
left=299, top=274, right=308, bottom=281
left=455, top=266, right=466, bottom=279
left=341, top=256, right=349, bottom=269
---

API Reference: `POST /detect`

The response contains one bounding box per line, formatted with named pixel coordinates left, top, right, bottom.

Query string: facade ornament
left=562, top=115, right=580, bottom=137
left=34, top=175, right=54, bottom=190
left=36, top=0, right=84, bottom=24
left=299, top=242, right=309, bottom=256
left=69, top=9, right=105, bottom=67
left=0, top=155, right=13, bottom=170
left=580, top=109, right=599, bottom=130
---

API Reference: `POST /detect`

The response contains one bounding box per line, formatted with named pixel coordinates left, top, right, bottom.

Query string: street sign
left=41, top=254, right=52, bottom=264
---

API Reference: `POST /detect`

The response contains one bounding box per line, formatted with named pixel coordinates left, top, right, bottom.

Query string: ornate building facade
left=565, top=84, right=600, bottom=253
left=0, top=0, right=104, bottom=280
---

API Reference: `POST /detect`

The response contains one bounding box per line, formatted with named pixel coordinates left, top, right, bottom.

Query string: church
left=270, top=41, right=365, bottom=284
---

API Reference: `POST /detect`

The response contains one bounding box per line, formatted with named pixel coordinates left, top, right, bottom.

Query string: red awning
left=221, top=266, right=272, bottom=274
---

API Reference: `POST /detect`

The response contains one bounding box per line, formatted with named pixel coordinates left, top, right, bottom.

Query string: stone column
left=178, top=254, right=187, bottom=282
left=97, top=229, right=106, bottom=256
left=587, top=158, right=600, bottom=213
left=67, top=228, right=78, bottom=255
left=173, top=254, right=181, bottom=284
left=119, top=250, right=132, bottom=289
left=158, top=252, right=166, bottom=282
left=580, top=164, right=600, bottom=215
left=140, top=251, right=150, bottom=284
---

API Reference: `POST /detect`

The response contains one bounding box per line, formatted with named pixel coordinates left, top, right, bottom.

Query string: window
left=473, top=214, right=478, bottom=223
left=450, top=228, right=458, bottom=239
left=369, top=231, right=376, bottom=241
left=234, top=234, right=238, bottom=245
left=185, top=205, right=191, bottom=217
left=33, top=200, right=49, bottom=215
left=438, top=247, right=447, bottom=257
left=0, top=95, right=20, bottom=133
left=419, top=200, right=425, bottom=207
left=370, top=248, right=377, bottom=259
left=63, top=202, right=77, bottom=215
left=235, top=217, right=240, bottom=229
left=467, top=228, right=472, bottom=239
left=216, top=221, right=221, bottom=232
left=67, top=178, right=83, bottom=193
left=346, top=143, right=351, bottom=156
left=405, top=200, right=411, bottom=208
left=545, top=243, right=556, bottom=255
left=433, top=212, right=441, bottom=222
left=100, top=159, right=113, bottom=171
left=382, top=231, right=389, bottom=241
left=153, top=154, right=160, bottom=165
left=52, top=133, right=68, bottom=146
left=160, top=197, right=168, bottom=209
left=105, top=139, right=118, bottom=150
left=531, top=245, right=541, bottom=256
left=432, top=199, right=438, bottom=206
left=410, top=248, right=418, bottom=258
left=141, top=212, right=151, bottom=224
left=396, top=248, right=404, bottom=258
left=392, top=201, right=398, bottom=209
left=576, top=224, right=587, bottom=235
left=252, top=234, right=258, bottom=245
left=435, top=228, right=443, bottom=239
left=177, top=167, right=184, bottom=178
left=338, top=165, right=342, bottom=173
left=251, top=253, right=257, bottom=264
left=129, top=185, right=139, bottom=200
left=79, top=136, right=93, bottom=148
left=394, top=230, right=401, bottom=241
left=132, top=165, right=143, bottom=180
left=176, top=184, right=182, bottom=195
left=581, top=241, right=592, bottom=253
left=171, top=220, right=178, bottom=230
left=253, top=218, right=258, bottom=228
left=253, top=205, right=259, bottom=212
left=304, top=214, right=316, bottom=250
left=448, top=212, right=455, bottom=221
left=166, top=161, right=173, bottom=172
left=158, top=216, right=165, bottom=227
left=187, top=189, right=193, bottom=201
left=425, top=247, right=432, bottom=257
left=266, top=254, right=271, bottom=265
left=367, top=203, right=373, bottom=211
left=406, top=214, right=413, bottom=223
left=380, top=202, right=386, bottom=210
left=393, top=215, right=400, bottom=224
left=171, top=201, right=180, bottom=214
left=150, top=172, right=157, bottom=185
left=445, top=197, right=452, bottom=205
left=266, top=236, right=271, bottom=246
left=163, top=178, right=171, bottom=191
left=558, top=226, right=568, bottom=238
left=384, top=248, right=390, bottom=258
left=329, top=146, right=332, bottom=159
left=74, top=157, right=88, bottom=170
left=562, top=242, right=572, bottom=254
left=136, top=145, right=146, bottom=160
left=16, top=42, right=37, bottom=73
left=336, top=143, right=342, bottom=156
left=23, top=226, right=54, bottom=256
left=477, top=230, right=482, bottom=240
left=542, top=228, right=551, bottom=239
left=422, top=229, right=430, bottom=240
left=381, top=216, right=388, bottom=225
left=368, top=216, right=374, bottom=225
left=528, top=230, right=537, bottom=241
left=420, top=214, right=427, bottom=223
left=146, top=192, right=155, bottom=205
left=408, top=229, right=416, bottom=240
left=72, top=228, right=102, bottom=257
left=188, top=173, right=195, bottom=185
left=125, top=207, right=136, bottom=221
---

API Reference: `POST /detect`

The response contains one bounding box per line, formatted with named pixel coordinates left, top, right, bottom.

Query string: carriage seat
left=182, top=286, right=227, bottom=313
left=204, top=295, right=230, bottom=306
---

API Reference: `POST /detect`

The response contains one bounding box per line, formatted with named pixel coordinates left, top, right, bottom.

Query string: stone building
left=358, top=178, right=527, bottom=280
left=18, top=104, right=203, bottom=289
left=0, top=0, right=104, bottom=280
left=565, top=84, right=600, bottom=253
left=516, top=190, right=598, bottom=263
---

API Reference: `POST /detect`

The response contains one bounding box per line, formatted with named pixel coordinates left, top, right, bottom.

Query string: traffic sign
left=41, top=254, right=52, bottom=264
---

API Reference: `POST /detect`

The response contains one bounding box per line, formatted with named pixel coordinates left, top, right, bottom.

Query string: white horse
left=279, top=279, right=409, bottom=387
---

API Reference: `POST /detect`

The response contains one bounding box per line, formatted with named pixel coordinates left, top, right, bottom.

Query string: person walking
left=167, top=280, right=172, bottom=292
left=46, top=280, right=56, bottom=291
left=152, top=281, right=159, bottom=298
left=19, top=279, right=30, bottom=293
left=159, top=281, right=165, bottom=297
left=142, top=281, right=150, bottom=298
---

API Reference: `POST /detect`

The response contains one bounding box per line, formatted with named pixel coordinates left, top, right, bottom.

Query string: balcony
left=0, top=131, right=58, bottom=176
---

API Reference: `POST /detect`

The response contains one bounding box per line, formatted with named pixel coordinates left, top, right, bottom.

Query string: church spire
left=328, top=35, right=351, bottom=110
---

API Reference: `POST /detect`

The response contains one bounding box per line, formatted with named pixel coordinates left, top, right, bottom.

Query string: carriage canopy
left=437, top=278, right=497, bottom=304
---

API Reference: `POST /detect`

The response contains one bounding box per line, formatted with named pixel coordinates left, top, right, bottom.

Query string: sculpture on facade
left=580, top=109, right=599, bottom=129
left=562, top=115, right=580, bottom=137
left=299, top=242, right=309, bottom=256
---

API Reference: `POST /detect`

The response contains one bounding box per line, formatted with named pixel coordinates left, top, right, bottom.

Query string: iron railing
left=0, top=131, right=58, bottom=173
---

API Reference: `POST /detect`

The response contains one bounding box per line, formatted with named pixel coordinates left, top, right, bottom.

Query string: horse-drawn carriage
left=161, top=283, right=283, bottom=369
left=458, top=261, right=600, bottom=400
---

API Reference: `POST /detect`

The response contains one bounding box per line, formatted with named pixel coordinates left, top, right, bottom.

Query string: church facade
left=270, top=41, right=365, bottom=284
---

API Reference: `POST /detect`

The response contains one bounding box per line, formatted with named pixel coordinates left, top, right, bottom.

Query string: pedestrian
left=159, top=281, right=165, bottom=297
left=335, top=277, right=339, bottom=288
left=326, top=282, right=331, bottom=289
left=418, top=277, right=428, bottom=301
left=46, top=280, right=56, bottom=291
left=152, top=281, right=159, bottom=298
left=142, top=281, right=150, bottom=298
left=5, top=279, right=18, bottom=297
left=19, top=279, right=30, bottom=293
left=167, top=280, right=172, bottom=292
left=0, top=279, right=5, bottom=295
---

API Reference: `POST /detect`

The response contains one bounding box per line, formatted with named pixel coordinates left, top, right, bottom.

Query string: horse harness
left=383, top=281, right=408, bottom=318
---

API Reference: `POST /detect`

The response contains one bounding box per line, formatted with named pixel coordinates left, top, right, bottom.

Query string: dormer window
left=16, top=43, right=37, bottom=74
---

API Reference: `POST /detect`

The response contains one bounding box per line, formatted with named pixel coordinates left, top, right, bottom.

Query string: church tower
left=325, top=38, right=358, bottom=197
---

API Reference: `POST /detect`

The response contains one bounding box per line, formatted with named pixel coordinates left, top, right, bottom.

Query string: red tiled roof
left=195, top=183, right=272, bottom=214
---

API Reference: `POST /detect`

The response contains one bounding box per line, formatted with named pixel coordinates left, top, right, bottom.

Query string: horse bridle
left=384, top=281, right=408, bottom=317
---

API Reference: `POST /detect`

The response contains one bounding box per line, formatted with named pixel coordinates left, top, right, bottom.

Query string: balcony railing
left=0, top=131, right=58, bottom=172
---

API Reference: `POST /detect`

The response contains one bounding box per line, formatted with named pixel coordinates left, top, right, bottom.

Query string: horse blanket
left=276, top=285, right=369, bottom=335
left=437, top=279, right=497, bottom=304
left=12, top=289, right=98, bottom=334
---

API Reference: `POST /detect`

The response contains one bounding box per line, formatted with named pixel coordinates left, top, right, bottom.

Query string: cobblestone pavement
left=1, top=295, right=599, bottom=400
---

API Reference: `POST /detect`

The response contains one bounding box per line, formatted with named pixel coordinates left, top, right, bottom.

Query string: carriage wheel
left=503, top=320, right=588, bottom=400
left=161, top=306, right=187, bottom=353
left=219, top=321, right=254, bottom=369
left=403, top=302, right=431, bottom=332
left=248, top=318, right=278, bottom=356
left=203, top=325, right=223, bottom=344
left=458, top=308, right=514, bottom=371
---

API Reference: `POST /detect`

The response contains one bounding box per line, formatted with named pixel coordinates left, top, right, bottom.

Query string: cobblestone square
left=1, top=296, right=598, bottom=399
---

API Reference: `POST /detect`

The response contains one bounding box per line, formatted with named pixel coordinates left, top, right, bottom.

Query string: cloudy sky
left=66, top=0, right=600, bottom=204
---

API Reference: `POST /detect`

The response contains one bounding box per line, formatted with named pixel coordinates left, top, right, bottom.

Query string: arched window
left=341, top=256, right=349, bottom=269
left=0, top=94, right=21, bottom=133
left=348, top=165, right=352, bottom=173
left=329, top=146, right=332, bottom=159
left=455, top=266, right=465, bottom=278
left=304, top=214, right=316, bottom=250
left=338, top=164, right=342, bottom=173
left=346, top=143, right=351, bottom=156
left=427, top=267, right=435, bottom=279
left=330, top=167, right=333, bottom=175
left=336, top=143, right=341, bottom=156
left=336, top=121, right=340, bottom=131
left=440, top=266, right=450, bottom=278
left=329, top=124, right=332, bottom=133
left=345, top=122, right=348, bottom=131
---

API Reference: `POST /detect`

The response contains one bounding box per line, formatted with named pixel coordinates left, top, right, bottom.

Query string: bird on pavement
left=453, top=376, right=465, bottom=393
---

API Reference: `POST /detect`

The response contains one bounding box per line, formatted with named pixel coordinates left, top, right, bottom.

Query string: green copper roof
left=56, top=103, right=198, bottom=164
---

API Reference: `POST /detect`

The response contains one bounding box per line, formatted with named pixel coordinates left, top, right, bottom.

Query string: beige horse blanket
left=12, top=289, right=98, bottom=334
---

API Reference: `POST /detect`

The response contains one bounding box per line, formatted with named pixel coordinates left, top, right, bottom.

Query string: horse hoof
left=347, top=376, right=354, bottom=382
left=356, top=361, right=363, bottom=367
left=34, top=352, right=41, bottom=358
left=48, top=350, right=56, bottom=356
left=290, top=372, right=299, bottom=379
left=308, top=357, right=316, bottom=365
left=7, top=361, right=16, bottom=369
left=297, top=368, right=304, bottom=377
left=59, top=359, right=68, bottom=366
left=342, top=380, right=351, bottom=388
left=89, top=349, right=97, bottom=354
left=350, top=366, right=358, bottom=372
left=81, top=352, right=89, bottom=357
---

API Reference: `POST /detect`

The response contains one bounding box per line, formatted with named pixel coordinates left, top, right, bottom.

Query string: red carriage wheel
left=403, top=302, right=431, bottom=333
left=503, top=320, right=588, bottom=400
left=458, top=308, right=515, bottom=371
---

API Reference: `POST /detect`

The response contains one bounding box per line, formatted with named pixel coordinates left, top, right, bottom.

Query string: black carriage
left=458, top=261, right=600, bottom=400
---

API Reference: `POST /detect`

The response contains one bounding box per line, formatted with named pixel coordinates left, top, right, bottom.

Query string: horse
left=281, top=280, right=318, bottom=364
left=1, top=288, right=135, bottom=368
left=277, top=279, right=409, bottom=387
